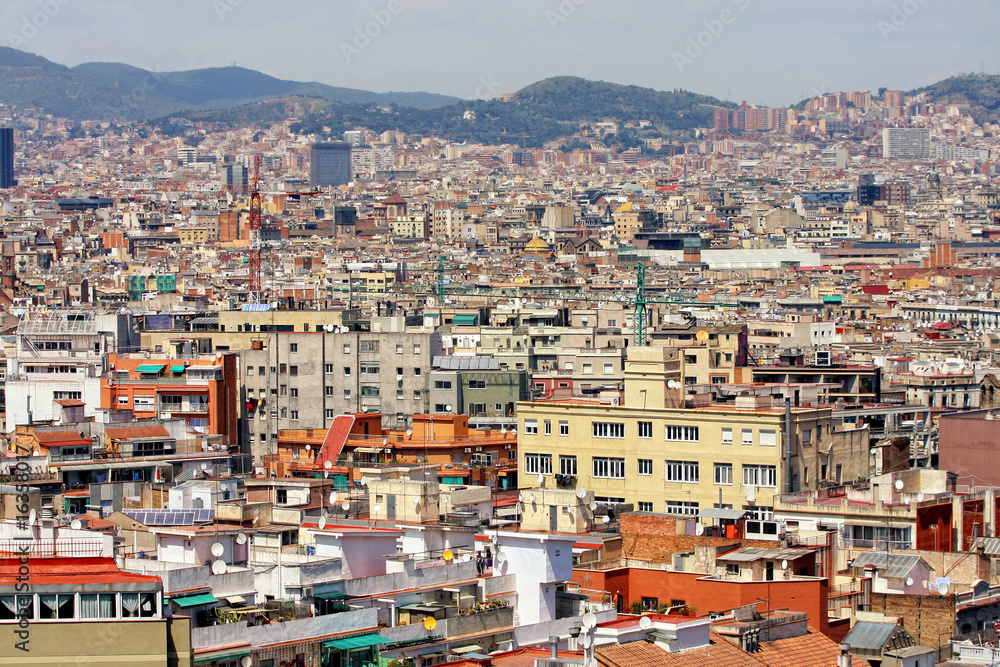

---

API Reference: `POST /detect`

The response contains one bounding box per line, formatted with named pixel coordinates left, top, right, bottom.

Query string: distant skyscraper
left=309, top=142, right=352, bottom=188
left=0, top=128, right=14, bottom=189
left=882, top=128, right=931, bottom=159
left=221, top=163, right=249, bottom=192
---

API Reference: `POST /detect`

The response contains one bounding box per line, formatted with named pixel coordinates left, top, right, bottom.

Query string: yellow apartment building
left=517, top=346, right=868, bottom=519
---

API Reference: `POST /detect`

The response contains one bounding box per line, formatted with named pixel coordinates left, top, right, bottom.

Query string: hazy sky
left=3, top=0, right=997, bottom=106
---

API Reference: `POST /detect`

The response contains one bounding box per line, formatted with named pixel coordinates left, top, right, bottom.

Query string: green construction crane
left=633, top=261, right=648, bottom=346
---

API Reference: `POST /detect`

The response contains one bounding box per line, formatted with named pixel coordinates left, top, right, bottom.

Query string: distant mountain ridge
left=909, top=73, right=1000, bottom=123
left=0, top=46, right=461, bottom=119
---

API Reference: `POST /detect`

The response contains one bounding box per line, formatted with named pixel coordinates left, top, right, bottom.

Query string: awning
left=699, top=508, right=748, bottom=521
left=452, top=315, right=478, bottom=326
left=399, top=603, right=444, bottom=613
left=172, top=592, right=219, bottom=607
left=225, top=595, right=246, bottom=605
left=323, top=634, right=389, bottom=650
left=135, top=364, right=165, bottom=373
left=315, top=591, right=349, bottom=600
left=452, top=644, right=484, bottom=654
left=170, top=365, right=186, bottom=373
left=194, top=647, right=251, bottom=665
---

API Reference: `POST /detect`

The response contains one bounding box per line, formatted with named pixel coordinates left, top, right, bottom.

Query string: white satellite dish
left=70, top=519, right=82, bottom=530
left=501, top=426, right=507, bottom=434
left=495, top=551, right=508, bottom=564
left=602, top=516, right=611, bottom=524
left=305, top=444, right=311, bottom=451
left=236, top=534, right=247, bottom=545
left=581, top=633, right=593, bottom=648
left=330, top=493, right=338, bottom=503
left=373, top=504, right=382, bottom=514
left=639, top=615, right=653, bottom=630
left=324, top=460, right=333, bottom=469
left=341, top=502, right=350, bottom=511
left=360, top=476, right=368, bottom=486
left=589, top=501, right=598, bottom=511
left=938, top=582, right=949, bottom=595
left=201, top=462, right=209, bottom=470
left=405, top=429, right=413, bottom=437
left=463, top=553, right=472, bottom=563
left=510, top=428, right=516, bottom=435
left=894, top=479, right=904, bottom=491
left=27, top=509, right=35, bottom=526
left=319, top=516, right=327, bottom=529
left=211, top=542, right=224, bottom=558
left=917, top=492, right=925, bottom=502
left=781, top=559, right=788, bottom=570
left=529, top=493, right=536, bottom=503
left=537, top=473, right=544, bottom=484
left=412, top=497, right=420, bottom=505
left=576, top=487, right=587, bottom=499
left=241, top=657, right=253, bottom=667
left=445, top=404, right=452, bottom=412
left=211, top=560, right=227, bottom=575
left=161, top=412, right=172, bottom=420
left=695, top=523, right=704, bottom=535
left=905, top=577, right=914, bottom=586
left=582, top=612, right=597, bottom=629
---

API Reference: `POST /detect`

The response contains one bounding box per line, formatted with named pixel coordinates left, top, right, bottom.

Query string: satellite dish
left=537, top=473, right=544, bottom=484
left=462, top=553, right=472, bottom=563
left=241, top=657, right=253, bottom=667
left=330, top=493, right=338, bottom=503
left=576, top=487, right=587, bottom=499
left=70, top=519, right=82, bottom=530
left=360, top=476, right=368, bottom=486
left=236, top=534, right=247, bottom=545
left=917, top=492, right=925, bottom=502
left=412, top=497, right=420, bottom=505
left=781, top=559, right=788, bottom=570
left=423, top=616, right=437, bottom=631
left=529, top=493, right=536, bottom=503
left=341, top=502, right=350, bottom=511
left=161, top=412, right=172, bottom=420
left=27, top=509, right=36, bottom=526
left=305, top=445, right=311, bottom=451
left=324, top=460, right=332, bottom=469
left=667, top=380, right=677, bottom=389
left=443, top=549, right=454, bottom=562
left=581, top=633, right=593, bottom=648
left=201, top=462, right=209, bottom=470
left=695, top=523, right=704, bottom=535
left=501, top=426, right=507, bottom=434
left=894, top=479, right=904, bottom=491
left=211, top=542, right=224, bottom=558
left=589, top=502, right=598, bottom=511
left=639, top=615, right=653, bottom=630
left=445, top=404, right=452, bottom=412
left=906, top=577, right=914, bottom=586
left=582, top=612, right=597, bottom=629
left=319, top=515, right=327, bottom=529
left=495, top=551, right=508, bottom=563
left=373, top=504, right=382, bottom=514
left=602, top=516, right=611, bottom=524
left=510, top=428, right=516, bottom=435
left=405, top=429, right=413, bottom=437
left=938, top=582, right=949, bottom=595
left=211, top=560, right=227, bottom=575
left=869, top=448, right=876, bottom=455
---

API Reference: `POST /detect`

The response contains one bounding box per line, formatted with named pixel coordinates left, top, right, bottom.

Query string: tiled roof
left=0, top=557, right=160, bottom=586
left=106, top=426, right=170, bottom=440
left=756, top=628, right=872, bottom=667
left=33, top=431, right=91, bottom=445
left=596, top=635, right=767, bottom=667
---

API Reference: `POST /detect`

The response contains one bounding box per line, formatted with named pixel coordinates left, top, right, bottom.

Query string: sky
left=2, top=0, right=998, bottom=106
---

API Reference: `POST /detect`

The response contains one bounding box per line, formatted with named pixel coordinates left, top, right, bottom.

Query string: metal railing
left=0, top=539, right=106, bottom=557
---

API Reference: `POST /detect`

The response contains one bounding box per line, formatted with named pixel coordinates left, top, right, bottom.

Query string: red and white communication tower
left=248, top=155, right=262, bottom=304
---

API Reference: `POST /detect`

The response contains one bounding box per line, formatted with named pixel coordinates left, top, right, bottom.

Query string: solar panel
left=123, top=508, right=215, bottom=526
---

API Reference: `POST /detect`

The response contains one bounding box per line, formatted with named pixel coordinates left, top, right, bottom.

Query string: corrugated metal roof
left=844, top=621, right=899, bottom=651
left=699, top=508, right=748, bottom=520
left=432, top=355, right=500, bottom=370
left=716, top=547, right=812, bottom=563
left=851, top=552, right=925, bottom=579
left=973, top=537, right=1000, bottom=555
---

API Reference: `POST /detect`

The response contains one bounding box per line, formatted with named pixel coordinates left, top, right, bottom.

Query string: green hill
left=910, top=73, right=1000, bottom=123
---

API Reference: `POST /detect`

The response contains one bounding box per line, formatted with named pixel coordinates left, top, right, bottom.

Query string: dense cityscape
left=1, top=6, right=1000, bottom=666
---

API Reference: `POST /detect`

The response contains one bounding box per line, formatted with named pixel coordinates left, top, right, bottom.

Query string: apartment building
left=517, top=347, right=860, bottom=520
left=239, top=331, right=441, bottom=462
left=427, top=355, right=528, bottom=429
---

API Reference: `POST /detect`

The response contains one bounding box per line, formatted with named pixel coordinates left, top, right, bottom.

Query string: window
left=742, top=428, right=753, bottom=446
left=280, top=385, right=287, bottom=396
left=344, top=366, right=351, bottom=376
left=559, top=420, right=569, bottom=436
left=592, top=422, right=625, bottom=438
left=665, top=500, right=699, bottom=515
left=544, top=420, right=552, bottom=435
left=665, top=425, right=699, bottom=442
left=434, top=380, right=453, bottom=390
left=343, top=344, right=351, bottom=354
left=259, top=366, right=266, bottom=375
left=396, top=344, right=403, bottom=354
left=276, top=489, right=288, bottom=503
left=727, top=563, right=740, bottom=575
left=525, top=453, right=552, bottom=475
left=325, top=364, right=334, bottom=374
left=413, top=390, right=422, bottom=399
left=715, top=463, right=733, bottom=485
left=560, top=455, right=577, bottom=476
left=582, top=363, right=593, bottom=374
left=524, top=419, right=538, bottom=435
left=760, top=430, right=777, bottom=447
left=325, top=386, right=335, bottom=396
left=603, top=363, right=614, bottom=374
left=638, top=502, right=653, bottom=512
left=802, top=429, right=812, bottom=444
left=280, top=407, right=287, bottom=418
left=279, top=363, right=287, bottom=374
left=721, top=427, right=733, bottom=445
left=246, top=366, right=255, bottom=376
left=593, top=457, right=625, bottom=479
left=289, top=343, right=298, bottom=353
left=120, top=592, right=156, bottom=618
left=665, top=460, right=699, bottom=483
left=564, top=361, right=575, bottom=371
left=638, top=421, right=652, bottom=438
left=743, top=464, right=777, bottom=488
left=360, top=340, right=379, bottom=353
left=360, top=386, right=379, bottom=397
left=289, top=388, right=298, bottom=398
left=117, top=395, right=130, bottom=406
left=360, top=363, right=379, bottom=375
left=414, top=367, right=421, bottom=376
left=396, top=367, right=404, bottom=377
left=325, top=409, right=335, bottom=419
left=81, top=594, right=116, bottom=619
left=290, top=411, right=298, bottom=421
left=343, top=389, right=351, bottom=399
left=413, top=344, right=421, bottom=354
left=39, top=594, right=75, bottom=619
left=607, top=319, right=617, bottom=327
left=638, top=459, right=653, bottom=476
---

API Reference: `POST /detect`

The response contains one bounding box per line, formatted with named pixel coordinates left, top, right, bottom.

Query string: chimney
left=549, top=636, right=559, bottom=659
left=837, top=643, right=852, bottom=667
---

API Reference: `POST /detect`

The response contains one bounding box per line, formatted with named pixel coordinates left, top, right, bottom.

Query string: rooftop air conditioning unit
left=302, top=586, right=313, bottom=597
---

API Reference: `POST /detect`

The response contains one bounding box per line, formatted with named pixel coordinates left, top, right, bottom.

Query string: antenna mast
left=248, top=155, right=262, bottom=305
